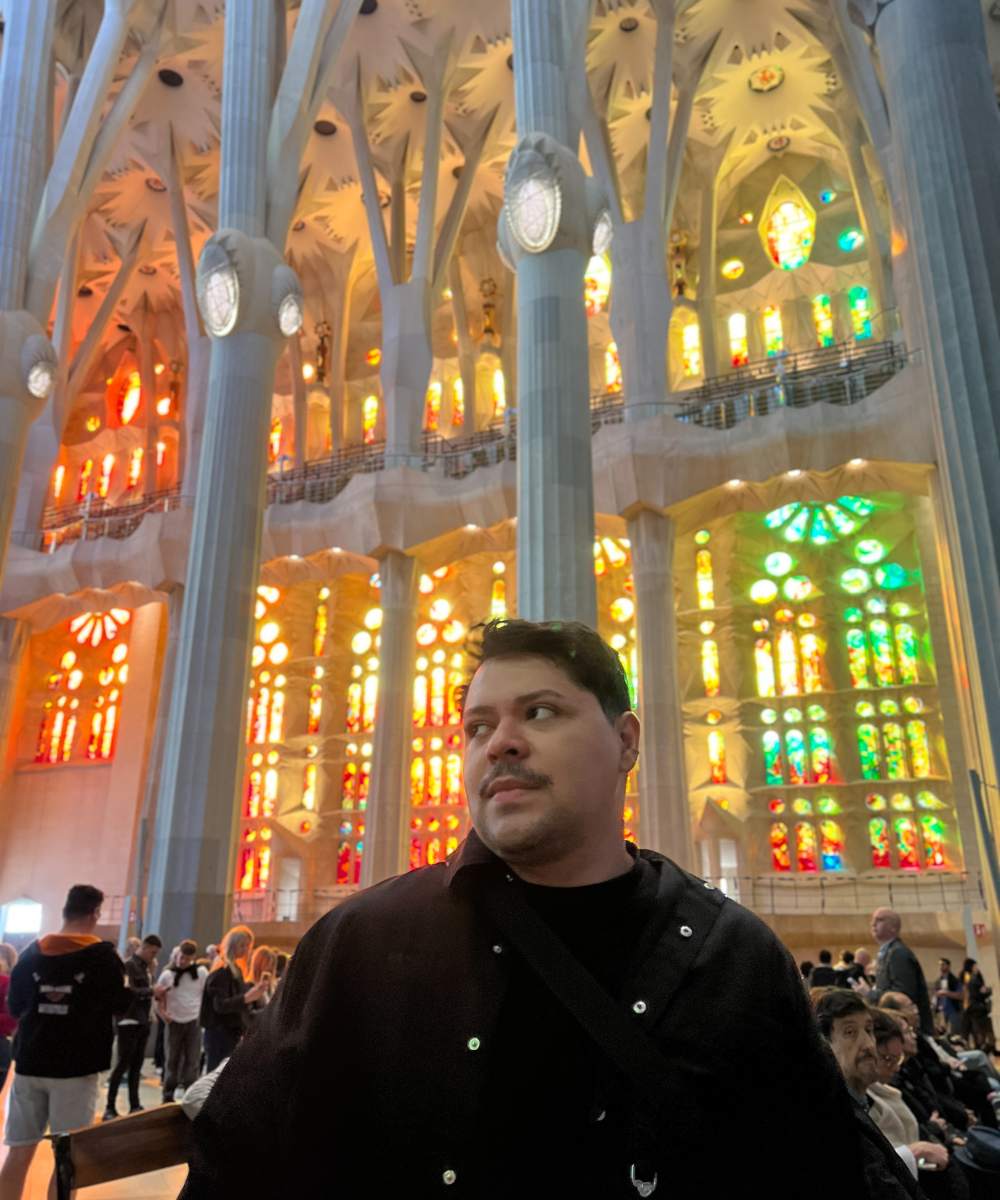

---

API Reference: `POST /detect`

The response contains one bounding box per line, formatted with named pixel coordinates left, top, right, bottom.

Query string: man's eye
left=467, top=722, right=490, bottom=738
left=527, top=705, right=555, bottom=720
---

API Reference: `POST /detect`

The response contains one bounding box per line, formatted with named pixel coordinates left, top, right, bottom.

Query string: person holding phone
left=248, top=947, right=278, bottom=1010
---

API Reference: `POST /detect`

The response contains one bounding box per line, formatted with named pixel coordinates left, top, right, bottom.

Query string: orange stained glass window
left=53, top=464, right=66, bottom=500
left=410, top=839, right=423, bottom=872
left=358, top=761, right=371, bottom=806
left=269, top=419, right=282, bottom=463
left=342, top=762, right=357, bottom=808
left=239, top=847, right=256, bottom=891
left=729, top=313, right=749, bottom=368
left=445, top=835, right=459, bottom=857
left=425, top=382, right=442, bottom=431
left=895, top=816, right=920, bottom=869
left=314, top=604, right=328, bottom=657
left=35, top=708, right=51, bottom=761
left=447, top=672, right=464, bottom=725
left=253, top=687, right=269, bottom=744
left=268, top=691, right=285, bottom=743
left=413, top=675, right=428, bottom=726
left=427, top=838, right=442, bottom=866
left=452, top=378, right=465, bottom=426
left=770, top=823, right=791, bottom=871
left=362, top=395, right=379, bottom=444
left=696, top=550, right=715, bottom=610
left=605, top=343, right=622, bottom=393
left=800, top=633, right=823, bottom=694
left=126, top=448, right=143, bottom=490
left=491, top=579, right=506, bottom=618
left=245, top=697, right=254, bottom=743
left=708, top=730, right=726, bottom=784
left=86, top=712, right=103, bottom=760
left=258, top=845, right=271, bottom=888
left=302, top=763, right=317, bottom=811
left=47, top=710, right=65, bottom=764
left=796, top=822, right=818, bottom=872
left=60, top=715, right=77, bottom=762
left=336, top=842, right=351, bottom=885
left=78, top=459, right=93, bottom=501
left=444, top=754, right=462, bottom=804
left=262, top=768, right=278, bottom=817
left=869, top=817, right=891, bottom=869
left=754, top=639, right=776, bottom=698
left=411, top=757, right=426, bottom=805
left=97, top=453, right=114, bottom=498
left=430, top=667, right=445, bottom=727
left=682, top=322, right=702, bottom=377
left=907, top=719, right=931, bottom=778
left=701, top=640, right=720, bottom=698
left=246, top=771, right=262, bottom=819
left=776, top=629, right=800, bottom=696
left=428, top=756, right=443, bottom=804
left=100, top=704, right=118, bottom=759
left=362, top=674, right=377, bottom=731
left=119, top=371, right=142, bottom=425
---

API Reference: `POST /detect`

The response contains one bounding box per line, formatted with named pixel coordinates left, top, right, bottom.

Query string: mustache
left=478, top=760, right=554, bottom=800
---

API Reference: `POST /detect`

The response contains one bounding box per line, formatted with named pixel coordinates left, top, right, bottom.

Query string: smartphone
left=261, top=972, right=272, bottom=983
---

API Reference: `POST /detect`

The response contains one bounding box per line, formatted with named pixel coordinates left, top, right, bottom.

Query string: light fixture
left=728, top=478, right=742, bottom=487
left=465, top=523, right=478, bottom=531
left=26, top=361, right=55, bottom=399
left=278, top=293, right=303, bottom=337
left=302, top=362, right=315, bottom=382
left=196, top=239, right=240, bottom=336
left=592, top=208, right=614, bottom=257
left=787, top=468, right=802, bottom=477
left=505, top=148, right=561, bottom=254
left=849, top=457, right=864, bottom=466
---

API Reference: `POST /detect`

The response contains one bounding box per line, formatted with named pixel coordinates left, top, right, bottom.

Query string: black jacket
left=872, top=938, right=934, bottom=1034
left=200, top=965, right=249, bottom=1032
left=183, top=833, right=915, bottom=1199
left=7, top=940, right=128, bottom=1078
left=119, top=954, right=156, bottom=1025
left=810, top=964, right=838, bottom=987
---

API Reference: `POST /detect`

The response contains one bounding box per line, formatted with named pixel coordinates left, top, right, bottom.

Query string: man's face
left=876, top=1036, right=903, bottom=1086
left=897, top=1016, right=918, bottom=1057
left=828, top=1010, right=878, bottom=1092
left=138, top=943, right=158, bottom=963
left=938, top=960, right=950, bottom=978
left=177, top=953, right=196, bottom=969
left=870, top=909, right=900, bottom=943
left=462, top=655, right=639, bottom=868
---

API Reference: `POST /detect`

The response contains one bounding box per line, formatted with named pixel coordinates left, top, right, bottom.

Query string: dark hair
left=939, top=957, right=950, bottom=966
left=813, top=988, right=870, bottom=1040
left=468, top=619, right=631, bottom=722
left=871, top=1008, right=904, bottom=1045
left=842, top=950, right=855, bottom=964
left=63, top=884, right=104, bottom=922
left=142, top=934, right=163, bottom=949
left=179, top=939, right=197, bottom=957
left=819, top=949, right=832, bottom=964
left=961, top=958, right=976, bottom=977
left=800, top=961, right=814, bottom=977
left=275, top=952, right=288, bottom=977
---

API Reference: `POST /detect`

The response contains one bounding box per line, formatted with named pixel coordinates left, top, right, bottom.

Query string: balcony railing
left=27, top=338, right=911, bottom=547
left=712, top=869, right=987, bottom=916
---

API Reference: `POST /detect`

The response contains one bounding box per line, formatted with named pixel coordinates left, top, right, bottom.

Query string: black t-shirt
left=470, top=861, right=647, bottom=1198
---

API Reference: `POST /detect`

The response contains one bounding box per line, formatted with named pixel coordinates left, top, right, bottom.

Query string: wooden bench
left=49, top=1103, right=190, bottom=1199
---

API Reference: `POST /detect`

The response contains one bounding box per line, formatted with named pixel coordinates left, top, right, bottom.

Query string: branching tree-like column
left=583, top=4, right=717, bottom=419
left=341, top=44, right=496, bottom=467
left=501, top=0, right=610, bottom=625
left=145, top=0, right=361, bottom=952
left=853, top=0, right=1000, bottom=942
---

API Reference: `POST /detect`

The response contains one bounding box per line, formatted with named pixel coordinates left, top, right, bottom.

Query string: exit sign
left=974, top=923, right=986, bottom=939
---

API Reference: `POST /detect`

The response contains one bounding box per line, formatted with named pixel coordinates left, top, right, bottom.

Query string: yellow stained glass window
left=812, top=295, right=834, bottom=347
left=729, top=313, right=749, bottom=368
left=759, top=178, right=816, bottom=271
left=763, top=306, right=784, bottom=356
left=682, top=323, right=702, bottom=377
left=362, top=394, right=378, bottom=444
left=425, top=382, right=442, bottom=431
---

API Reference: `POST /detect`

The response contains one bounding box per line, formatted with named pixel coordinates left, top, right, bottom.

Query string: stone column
left=145, top=1, right=300, bottom=953
left=0, top=1, right=58, bottom=590
left=508, top=0, right=597, bottom=626
left=0, top=617, right=30, bottom=777
left=863, top=0, right=1000, bottom=936
left=626, top=508, right=692, bottom=869
left=360, top=551, right=417, bottom=886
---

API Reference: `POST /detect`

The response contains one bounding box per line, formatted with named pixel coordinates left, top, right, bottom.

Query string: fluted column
left=865, top=0, right=1000, bottom=930
left=360, top=551, right=418, bottom=886
left=626, top=509, right=692, bottom=868
left=510, top=0, right=596, bottom=626
left=0, top=618, right=30, bottom=779
left=145, top=0, right=288, bottom=953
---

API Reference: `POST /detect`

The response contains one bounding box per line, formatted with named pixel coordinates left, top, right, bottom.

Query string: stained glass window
left=920, top=815, right=946, bottom=867
left=895, top=817, right=920, bottom=869
left=869, top=620, right=895, bottom=686
left=849, top=286, right=872, bottom=340
left=452, top=378, right=465, bottom=425
left=819, top=821, right=845, bottom=870
left=701, top=640, right=720, bottom=697
left=812, top=294, right=834, bottom=347
left=755, top=639, right=776, bottom=697
left=796, top=823, right=818, bottom=872
left=493, top=368, right=506, bottom=419
left=362, top=394, right=379, bottom=444
left=869, top=817, right=891, bottom=868
left=776, top=628, right=800, bottom=696
left=771, top=823, right=791, bottom=871
left=786, top=729, right=807, bottom=786
left=883, top=722, right=908, bottom=779
left=763, top=306, right=784, bottom=356
left=605, top=343, right=622, bottom=393
left=425, top=382, right=442, bottom=431
left=762, top=195, right=816, bottom=271
left=906, top=719, right=931, bottom=777
left=585, top=254, right=612, bottom=317
left=696, top=550, right=715, bottom=610
left=799, top=633, right=823, bottom=694
left=857, top=723, right=881, bottom=779
left=78, top=458, right=93, bottom=501
left=809, top=727, right=832, bottom=784
left=846, top=628, right=871, bottom=688
left=763, top=730, right=783, bottom=784
left=729, top=313, right=749, bottom=368
left=682, top=322, right=702, bottom=377
left=708, top=730, right=726, bottom=784
left=894, top=624, right=919, bottom=685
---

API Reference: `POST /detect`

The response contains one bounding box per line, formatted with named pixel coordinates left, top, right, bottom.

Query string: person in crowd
left=0, top=944, right=18, bottom=1093
left=836, top=949, right=869, bottom=988
left=104, top=933, right=165, bottom=1120
left=799, top=959, right=814, bottom=984
left=274, top=952, right=288, bottom=983
left=811, top=949, right=838, bottom=987
left=954, top=1128, right=1000, bottom=1199
left=247, top=946, right=278, bottom=1009
left=184, top=618, right=913, bottom=1199
left=812, top=988, right=923, bottom=1195
left=867, top=1007, right=953, bottom=1187
left=204, top=945, right=219, bottom=967
left=0, top=885, right=128, bottom=1200
left=881, top=990, right=998, bottom=1129
left=121, top=936, right=141, bottom=962
left=960, top=960, right=995, bottom=1052
left=200, top=926, right=267, bottom=1072
left=887, top=1001, right=974, bottom=1135
left=855, top=909, right=934, bottom=1034
left=157, top=939, right=208, bottom=1104
left=937, top=959, right=965, bottom=1038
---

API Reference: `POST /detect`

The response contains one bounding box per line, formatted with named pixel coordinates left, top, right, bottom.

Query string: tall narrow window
left=786, top=729, right=807, bottom=786
left=410, top=757, right=425, bottom=806
left=430, top=667, right=445, bottom=727
left=869, top=620, right=895, bottom=686
left=849, top=286, right=872, bottom=340
left=809, top=728, right=832, bottom=784
left=413, top=675, right=428, bottom=726
left=362, top=674, right=378, bottom=731
left=729, top=313, right=749, bottom=368
left=425, top=382, right=442, bottom=431
left=313, top=603, right=328, bottom=657
left=755, top=639, right=776, bottom=697
left=708, top=730, right=726, bottom=784
left=907, top=719, right=931, bottom=778
left=819, top=821, right=845, bottom=870
left=857, top=724, right=881, bottom=780
left=894, top=624, right=919, bottom=685
left=869, top=818, right=891, bottom=868
left=763, top=730, right=783, bottom=785
left=97, top=454, right=115, bottom=498
left=53, top=464, right=66, bottom=500
left=770, top=823, right=791, bottom=871
left=883, top=723, right=908, bottom=780
left=776, top=629, right=800, bottom=696
left=605, top=343, right=622, bottom=392
left=795, top=823, right=818, bottom=872
left=894, top=817, right=920, bottom=869
left=493, top=368, right=506, bottom=418
left=701, top=640, right=720, bottom=698
left=452, top=378, right=465, bottom=425
left=362, top=395, right=379, bottom=444
left=812, top=294, right=834, bottom=347
left=126, top=448, right=143, bottom=490
left=763, top=306, right=784, bottom=356
left=799, top=633, right=823, bottom=694
left=696, top=550, right=715, bottom=610
left=682, top=322, right=702, bottom=377
left=846, top=628, right=871, bottom=688
left=920, top=815, right=946, bottom=868
left=78, top=459, right=93, bottom=501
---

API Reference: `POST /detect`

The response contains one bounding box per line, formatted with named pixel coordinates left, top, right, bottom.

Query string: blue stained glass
left=837, top=495, right=875, bottom=517
left=766, top=504, right=799, bottom=529
left=825, top=505, right=857, bottom=536
left=784, top=508, right=811, bottom=542
left=809, top=509, right=834, bottom=545
left=875, top=563, right=909, bottom=590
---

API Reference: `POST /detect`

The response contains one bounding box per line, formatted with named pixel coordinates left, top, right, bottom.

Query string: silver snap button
left=492, top=944, right=503, bottom=954
left=505, top=873, right=513, bottom=882
left=703, top=881, right=714, bottom=889
left=679, top=925, right=693, bottom=938
left=443, top=1169, right=457, bottom=1185
left=597, top=1110, right=606, bottom=1121
left=632, top=1000, right=647, bottom=1014
left=467, top=1036, right=481, bottom=1051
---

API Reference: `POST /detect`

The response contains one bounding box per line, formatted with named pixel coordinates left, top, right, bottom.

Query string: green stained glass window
left=806, top=704, right=827, bottom=721
left=765, top=551, right=793, bottom=576
left=879, top=699, right=899, bottom=716
left=867, top=597, right=887, bottom=614
left=891, top=602, right=912, bottom=617
left=841, top=568, right=871, bottom=595
left=845, top=608, right=863, bottom=623
left=784, top=508, right=811, bottom=543
left=763, top=730, right=783, bottom=785
left=846, top=629, right=871, bottom=688
left=761, top=708, right=778, bottom=724
left=875, top=563, right=909, bottom=590
left=869, top=620, right=896, bottom=686
left=855, top=538, right=885, bottom=564
left=907, top=719, right=931, bottom=777
left=792, top=797, right=813, bottom=815
left=890, top=793, right=913, bottom=811
left=809, top=727, right=832, bottom=783
left=917, top=791, right=945, bottom=810
left=837, top=496, right=875, bottom=517
left=921, top=815, right=946, bottom=867
left=825, top=505, right=856, bottom=536
left=809, top=509, right=835, bottom=544
left=894, top=623, right=919, bottom=685
left=857, top=723, right=882, bottom=780
left=816, top=797, right=841, bottom=814
left=855, top=700, right=875, bottom=717
left=766, top=503, right=799, bottom=529
left=883, top=722, right=908, bottom=780
left=869, top=817, right=891, bottom=868
left=786, top=729, right=807, bottom=785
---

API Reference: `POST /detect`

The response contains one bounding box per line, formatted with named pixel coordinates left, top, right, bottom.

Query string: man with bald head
left=859, top=909, right=933, bottom=1034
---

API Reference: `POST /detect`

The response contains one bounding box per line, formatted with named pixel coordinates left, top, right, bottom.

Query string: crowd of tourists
left=0, top=885, right=283, bottom=1200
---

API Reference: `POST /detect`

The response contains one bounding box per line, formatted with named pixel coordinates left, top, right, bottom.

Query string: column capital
left=0, top=309, right=58, bottom=418
left=195, top=229, right=303, bottom=344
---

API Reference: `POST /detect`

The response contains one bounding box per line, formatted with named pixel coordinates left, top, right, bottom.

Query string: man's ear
left=615, top=710, right=640, bottom=773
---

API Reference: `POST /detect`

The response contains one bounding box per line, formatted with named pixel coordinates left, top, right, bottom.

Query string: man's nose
left=486, top=716, right=529, bottom=760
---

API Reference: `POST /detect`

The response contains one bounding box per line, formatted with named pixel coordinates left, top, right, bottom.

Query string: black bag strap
left=478, top=874, right=709, bottom=1127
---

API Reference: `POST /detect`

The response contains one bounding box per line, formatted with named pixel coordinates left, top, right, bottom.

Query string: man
left=936, top=958, right=964, bottom=1038
left=813, top=990, right=929, bottom=1195
left=857, top=908, right=934, bottom=1034
left=184, top=619, right=906, bottom=1198
left=811, top=949, right=838, bottom=987
left=104, top=933, right=165, bottom=1120
left=0, top=885, right=128, bottom=1200
left=157, top=940, right=208, bottom=1103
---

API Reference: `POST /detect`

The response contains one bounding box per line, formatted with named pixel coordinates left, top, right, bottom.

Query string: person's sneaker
left=102, top=1109, right=118, bottom=1122
left=128, top=1105, right=145, bottom=1114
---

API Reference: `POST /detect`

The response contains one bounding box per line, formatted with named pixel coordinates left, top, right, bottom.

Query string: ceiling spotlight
left=849, top=457, right=865, bottom=466
left=27, top=361, right=56, bottom=399
left=292, top=220, right=306, bottom=232
left=196, top=239, right=240, bottom=337
left=313, top=119, right=337, bottom=136
left=465, top=523, right=478, bottom=531
left=410, top=90, right=428, bottom=103
left=728, top=479, right=742, bottom=487
left=619, top=16, right=639, bottom=31
left=787, top=469, right=802, bottom=477
left=158, top=68, right=183, bottom=87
